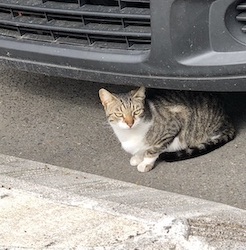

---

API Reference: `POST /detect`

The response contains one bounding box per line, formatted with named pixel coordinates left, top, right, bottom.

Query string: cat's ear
left=99, top=89, right=117, bottom=107
left=131, top=86, right=146, bottom=100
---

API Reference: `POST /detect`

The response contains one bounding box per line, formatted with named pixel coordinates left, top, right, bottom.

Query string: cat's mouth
left=124, top=124, right=134, bottom=129
left=116, top=121, right=135, bottom=130
left=126, top=123, right=134, bottom=129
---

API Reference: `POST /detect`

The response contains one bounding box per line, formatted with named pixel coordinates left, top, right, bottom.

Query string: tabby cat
left=99, top=87, right=235, bottom=172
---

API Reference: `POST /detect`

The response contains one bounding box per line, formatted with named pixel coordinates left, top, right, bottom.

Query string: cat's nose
left=128, top=122, right=134, bottom=128
left=124, top=115, right=134, bottom=128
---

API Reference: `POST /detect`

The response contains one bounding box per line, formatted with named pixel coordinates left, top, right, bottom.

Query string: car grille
left=0, top=0, right=151, bottom=50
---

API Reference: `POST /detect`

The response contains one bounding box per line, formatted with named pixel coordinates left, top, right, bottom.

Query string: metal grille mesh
left=0, top=0, right=151, bottom=50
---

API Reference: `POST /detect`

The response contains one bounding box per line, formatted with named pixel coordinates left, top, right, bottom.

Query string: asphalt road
left=0, top=67, right=245, bottom=209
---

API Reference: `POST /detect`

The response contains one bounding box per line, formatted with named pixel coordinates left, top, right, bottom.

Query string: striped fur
left=99, top=87, right=235, bottom=172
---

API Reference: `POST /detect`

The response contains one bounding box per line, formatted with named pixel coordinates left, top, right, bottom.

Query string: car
left=0, top=0, right=246, bottom=91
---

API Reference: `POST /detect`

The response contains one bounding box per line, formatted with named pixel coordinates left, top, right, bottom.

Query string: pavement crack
left=0, top=194, right=9, bottom=199
left=44, top=241, right=56, bottom=248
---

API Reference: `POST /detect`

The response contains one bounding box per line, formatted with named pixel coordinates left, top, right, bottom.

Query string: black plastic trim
left=0, top=0, right=246, bottom=91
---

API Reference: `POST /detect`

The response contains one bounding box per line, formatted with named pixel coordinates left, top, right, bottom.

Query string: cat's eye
left=115, top=113, right=123, bottom=117
left=133, top=110, right=142, bottom=116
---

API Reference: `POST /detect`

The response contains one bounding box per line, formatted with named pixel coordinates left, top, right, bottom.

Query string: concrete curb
left=0, top=154, right=245, bottom=249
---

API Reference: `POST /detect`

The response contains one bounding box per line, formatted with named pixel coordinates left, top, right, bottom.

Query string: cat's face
left=99, top=87, right=146, bottom=129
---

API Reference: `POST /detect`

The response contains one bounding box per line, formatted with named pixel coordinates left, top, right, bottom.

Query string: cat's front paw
left=136, top=155, right=158, bottom=172
left=130, top=154, right=143, bottom=166
left=137, top=162, right=154, bottom=173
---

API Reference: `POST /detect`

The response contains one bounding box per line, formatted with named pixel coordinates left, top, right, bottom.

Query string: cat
left=99, top=87, right=235, bottom=172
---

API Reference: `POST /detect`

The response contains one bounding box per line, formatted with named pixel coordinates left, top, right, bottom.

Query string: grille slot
left=0, top=0, right=151, bottom=50
left=236, top=2, right=246, bottom=32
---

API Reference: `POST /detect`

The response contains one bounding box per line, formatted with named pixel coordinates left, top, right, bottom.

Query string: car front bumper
left=0, top=0, right=246, bottom=91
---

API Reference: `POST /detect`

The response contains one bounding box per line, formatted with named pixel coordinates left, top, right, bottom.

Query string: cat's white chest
left=111, top=122, right=152, bottom=155
left=121, top=136, right=145, bottom=155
